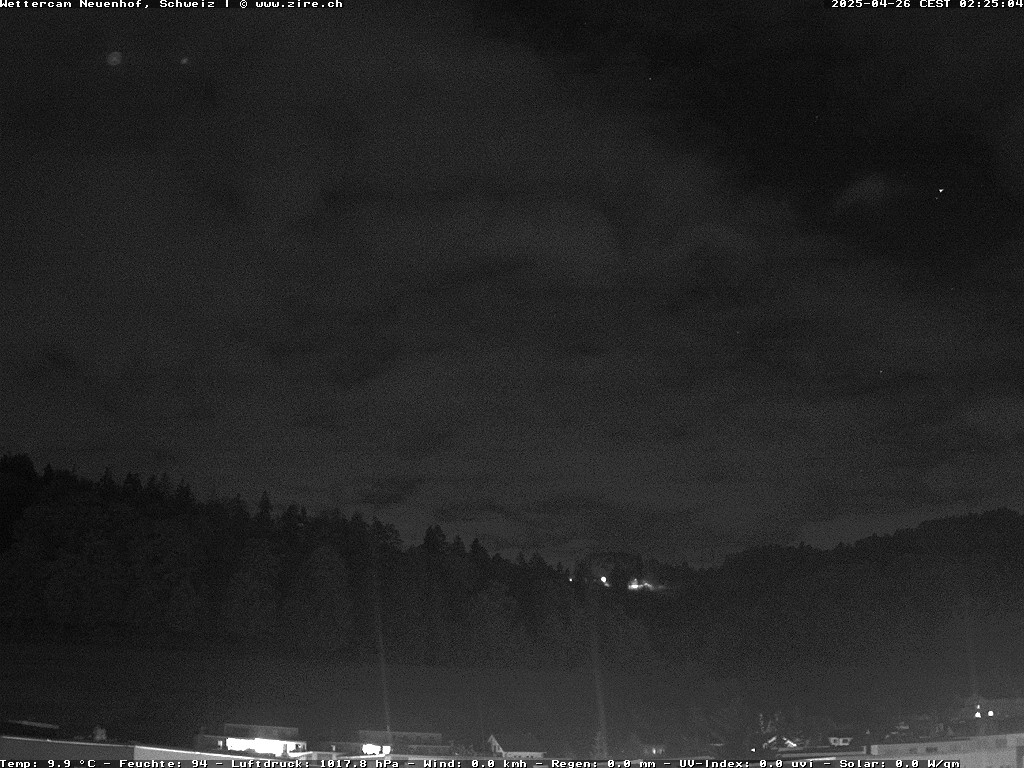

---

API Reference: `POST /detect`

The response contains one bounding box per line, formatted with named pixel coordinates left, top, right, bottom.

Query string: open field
left=0, top=641, right=969, bottom=751
left=0, top=642, right=691, bottom=750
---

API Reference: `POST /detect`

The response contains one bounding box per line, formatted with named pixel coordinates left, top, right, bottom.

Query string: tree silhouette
left=284, top=543, right=353, bottom=657
left=222, top=538, right=280, bottom=642
left=0, top=453, right=39, bottom=552
left=468, top=581, right=529, bottom=664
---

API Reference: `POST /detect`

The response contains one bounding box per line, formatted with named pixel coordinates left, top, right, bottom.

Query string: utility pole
left=370, top=533, right=393, bottom=743
left=958, top=559, right=982, bottom=737
left=587, top=578, right=609, bottom=759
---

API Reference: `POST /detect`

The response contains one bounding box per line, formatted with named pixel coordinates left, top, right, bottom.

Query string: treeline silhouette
left=2, top=452, right=1024, bottom=690
left=0, top=454, right=651, bottom=668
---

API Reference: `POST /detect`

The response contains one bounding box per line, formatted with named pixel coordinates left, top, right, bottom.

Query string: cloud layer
left=3, top=8, right=1024, bottom=563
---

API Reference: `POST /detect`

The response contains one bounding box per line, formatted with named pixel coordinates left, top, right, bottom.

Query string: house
left=487, top=733, right=545, bottom=760
left=828, top=732, right=857, bottom=748
left=765, top=734, right=805, bottom=751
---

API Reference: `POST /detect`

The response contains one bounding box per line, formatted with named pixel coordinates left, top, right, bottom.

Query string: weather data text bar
left=0, top=760, right=963, bottom=768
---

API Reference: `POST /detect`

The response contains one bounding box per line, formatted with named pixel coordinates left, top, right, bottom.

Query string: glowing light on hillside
left=628, top=578, right=662, bottom=591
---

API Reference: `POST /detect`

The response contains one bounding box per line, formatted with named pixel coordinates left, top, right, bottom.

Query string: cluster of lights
left=566, top=575, right=607, bottom=585
left=567, top=575, right=662, bottom=590
left=974, top=708, right=995, bottom=718
left=627, top=578, right=656, bottom=590
left=362, top=744, right=392, bottom=755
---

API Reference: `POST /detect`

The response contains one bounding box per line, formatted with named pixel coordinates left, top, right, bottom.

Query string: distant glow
left=106, top=51, right=123, bottom=67
left=627, top=578, right=663, bottom=591
left=180, top=57, right=191, bottom=66
left=225, top=737, right=303, bottom=755
left=600, top=576, right=607, bottom=583
left=988, top=711, right=994, bottom=717
left=975, top=712, right=982, bottom=718
left=362, top=744, right=391, bottom=755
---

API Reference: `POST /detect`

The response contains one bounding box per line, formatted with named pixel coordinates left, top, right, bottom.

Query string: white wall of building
left=872, top=733, right=1024, bottom=768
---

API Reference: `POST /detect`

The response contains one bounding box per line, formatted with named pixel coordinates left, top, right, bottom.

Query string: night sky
left=3, top=4, right=1024, bottom=567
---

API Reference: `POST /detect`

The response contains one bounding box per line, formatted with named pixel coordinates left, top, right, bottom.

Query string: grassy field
left=0, top=641, right=968, bottom=752
left=0, top=642, right=696, bottom=751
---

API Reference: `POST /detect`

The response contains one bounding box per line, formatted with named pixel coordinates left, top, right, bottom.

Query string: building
left=871, top=730, right=1024, bottom=768
left=763, top=741, right=867, bottom=768
left=1, top=735, right=255, bottom=764
left=2, top=724, right=462, bottom=765
left=828, top=732, right=858, bottom=748
left=293, top=729, right=470, bottom=762
left=764, top=735, right=805, bottom=751
left=194, top=723, right=306, bottom=756
left=349, top=729, right=459, bottom=755
left=356, top=729, right=452, bottom=753
left=0, top=721, right=62, bottom=739
left=487, top=733, right=545, bottom=760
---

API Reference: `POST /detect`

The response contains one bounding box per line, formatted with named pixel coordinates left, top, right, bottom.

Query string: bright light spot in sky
left=106, top=51, right=123, bottom=67
left=180, top=57, right=190, bottom=66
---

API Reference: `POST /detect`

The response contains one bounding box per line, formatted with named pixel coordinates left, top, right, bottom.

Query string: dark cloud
left=357, top=474, right=429, bottom=508
left=14, top=346, right=86, bottom=390
left=2, top=7, right=1024, bottom=563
